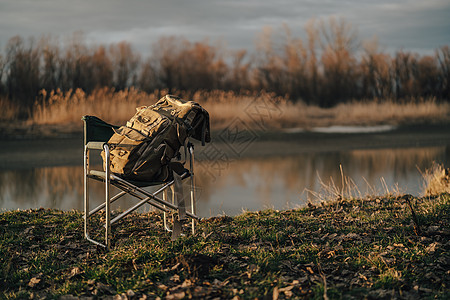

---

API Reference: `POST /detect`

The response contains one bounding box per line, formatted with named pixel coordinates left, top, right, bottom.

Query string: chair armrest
left=86, top=141, right=107, bottom=150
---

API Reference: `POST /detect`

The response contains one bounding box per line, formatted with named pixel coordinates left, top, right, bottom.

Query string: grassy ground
left=0, top=193, right=449, bottom=299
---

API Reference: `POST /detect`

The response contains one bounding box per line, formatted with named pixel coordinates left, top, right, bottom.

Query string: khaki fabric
left=102, top=94, right=210, bottom=182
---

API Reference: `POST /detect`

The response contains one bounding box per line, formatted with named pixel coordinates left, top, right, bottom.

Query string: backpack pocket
left=126, top=107, right=170, bottom=138
left=103, top=126, right=148, bottom=176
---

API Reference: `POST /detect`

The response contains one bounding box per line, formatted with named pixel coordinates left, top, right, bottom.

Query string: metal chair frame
left=82, top=116, right=199, bottom=249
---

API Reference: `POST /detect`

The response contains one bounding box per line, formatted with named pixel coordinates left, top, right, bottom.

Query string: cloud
left=0, top=0, right=448, bottom=55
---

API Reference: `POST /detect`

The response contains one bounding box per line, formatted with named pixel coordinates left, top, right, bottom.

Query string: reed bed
left=23, top=88, right=450, bottom=129
left=0, top=96, right=21, bottom=121
left=333, top=98, right=450, bottom=126
left=421, top=163, right=450, bottom=196
left=31, top=88, right=158, bottom=125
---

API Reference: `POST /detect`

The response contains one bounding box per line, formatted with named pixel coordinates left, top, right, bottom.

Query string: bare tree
left=254, top=26, right=286, bottom=96
left=92, top=45, right=113, bottom=89
left=110, top=42, right=140, bottom=90
left=318, top=17, right=360, bottom=106
left=415, top=55, right=440, bottom=98
left=305, top=19, right=321, bottom=104
left=5, top=36, right=41, bottom=110
left=226, top=49, right=252, bottom=91
left=361, top=37, right=393, bottom=98
left=392, top=51, right=418, bottom=100
left=151, top=36, right=182, bottom=92
left=436, top=46, right=450, bottom=99
left=40, top=36, right=61, bottom=93
left=138, top=57, right=159, bottom=93
left=59, top=32, right=91, bottom=92
left=0, top=22, right=448, bottom=112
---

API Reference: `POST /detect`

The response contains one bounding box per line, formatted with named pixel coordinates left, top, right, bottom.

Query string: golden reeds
left=23, top=88, right=450, bottom=129
left=422, top=163, right=450, bottom=196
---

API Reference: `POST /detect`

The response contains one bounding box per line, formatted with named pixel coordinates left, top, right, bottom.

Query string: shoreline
left=1, top=122, right=449, bottom=171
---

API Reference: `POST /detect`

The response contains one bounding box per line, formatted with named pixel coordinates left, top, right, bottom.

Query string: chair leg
left=189, top=144, right=196, bottom=235
left=163, top=189, right=172, bottom=232
left=190, top=174, right=195, bottom=235
left=174, top=172, right=186, bottom=220
left=83, top=143, right=199, bottom=246
left=171, top=219, right=182, bottom=241
left=170, top=183, right=184, bottom=240
left=104, top=144, right=111, bottom=250
left=83, top=146, right=89, bottom=240
left=84, top=145, right=109, bottom=248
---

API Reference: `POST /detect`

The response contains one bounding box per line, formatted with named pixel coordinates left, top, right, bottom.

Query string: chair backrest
left=82, top=115, right=119, bottom=145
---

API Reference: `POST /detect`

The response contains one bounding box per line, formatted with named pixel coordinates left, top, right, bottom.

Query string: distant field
left=2, top=88, right=449, bottom=131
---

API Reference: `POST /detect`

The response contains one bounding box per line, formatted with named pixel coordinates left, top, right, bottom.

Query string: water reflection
left=0, top=167, right=84, bottom=211
left=194, top=146, right=448, bottom=216
left=0, top=146, right=448, bottom=217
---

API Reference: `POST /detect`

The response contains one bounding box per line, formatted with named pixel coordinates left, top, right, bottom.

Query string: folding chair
left=82, top=115, right=200, bottom=249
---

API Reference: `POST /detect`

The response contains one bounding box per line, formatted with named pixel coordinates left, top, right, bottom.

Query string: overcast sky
left=0, top=0, right=449, bottom=57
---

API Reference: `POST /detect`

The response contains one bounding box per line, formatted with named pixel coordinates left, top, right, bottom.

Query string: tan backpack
left=103, top=95, right=210, bottom=182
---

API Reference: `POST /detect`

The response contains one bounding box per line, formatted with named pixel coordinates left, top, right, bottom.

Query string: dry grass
left=32, top=87, right=159, bottom=125
left=422, top=163, right=450, bottom=196
left=304, top=165, right=364, bottom=204
left=23, top=88, right=450, bottom=129
left=333, top=98, right=450, bottom=126
left=2, top=194, right=449, bottom=299
left=0, top=96, right=21, bottom=121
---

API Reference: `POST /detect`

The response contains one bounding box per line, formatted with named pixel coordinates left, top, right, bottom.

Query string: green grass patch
left=0, top=194, right=449, bottom=299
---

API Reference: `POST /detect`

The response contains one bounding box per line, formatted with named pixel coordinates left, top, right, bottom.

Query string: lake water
left=1, top=127, right=448, bottom=217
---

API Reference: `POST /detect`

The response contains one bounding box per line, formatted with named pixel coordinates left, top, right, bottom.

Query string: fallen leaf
left=28, top=277, right=41, bottom=288
left=358, top=273, right=368, bottom=281
left=24, top=227, right=34, bottom=235
left=181, top=279, right=192, bottom=288
left=96, top=283, right=116, bottom=295
left=70, top=267, right=82, bottom=278
left=166, top=291, right=185, bottom=300
left=426, top=242, right=438, bottom=253
left=279, top=285, right=294, bottom=292
left=272, top=287, right=279, bottom=300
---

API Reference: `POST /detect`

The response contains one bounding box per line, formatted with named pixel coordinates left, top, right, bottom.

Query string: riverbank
left=1, top=121, right=449, bottom=171
left=1, top=193, right=449, bottom=299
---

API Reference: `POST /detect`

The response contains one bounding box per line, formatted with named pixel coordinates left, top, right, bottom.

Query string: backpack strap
left=201, top=117, right=207, bottom=146
left=185, top=110, right=196, bottom=125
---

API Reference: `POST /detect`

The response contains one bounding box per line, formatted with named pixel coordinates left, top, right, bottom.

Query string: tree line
left=0, top=18, right=448, bottom=114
